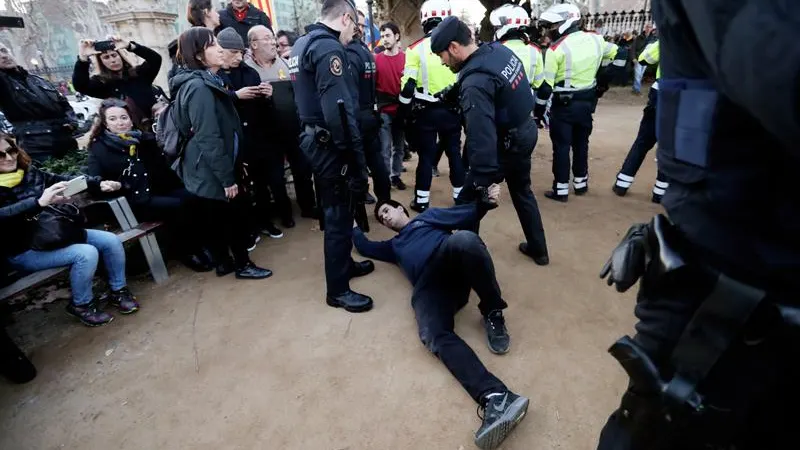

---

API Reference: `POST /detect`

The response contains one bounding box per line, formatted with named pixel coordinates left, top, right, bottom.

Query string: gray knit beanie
left=217, top=27, right=245, bottom=51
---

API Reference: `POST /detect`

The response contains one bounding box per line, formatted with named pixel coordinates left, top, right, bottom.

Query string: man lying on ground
left=352, top=184, right=529, bottom=450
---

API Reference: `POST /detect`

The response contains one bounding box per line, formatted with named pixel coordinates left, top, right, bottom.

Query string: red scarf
left=233, top=4, right=249, bottom=22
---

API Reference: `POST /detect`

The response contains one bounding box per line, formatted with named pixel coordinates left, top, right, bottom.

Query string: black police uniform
left=345, top=39, right=391, bottom=203
left=289, top=23, right=374, bottom=312
left=597, top=1, right=800, bottom=449
left=431, top=21, right=549, bottom=263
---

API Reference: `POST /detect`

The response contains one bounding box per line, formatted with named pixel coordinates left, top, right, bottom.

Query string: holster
left=604, top=214, right=784, bottom=441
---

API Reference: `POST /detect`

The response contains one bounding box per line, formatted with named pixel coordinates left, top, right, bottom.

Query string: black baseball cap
left=430, top=16, right=460, bottom=53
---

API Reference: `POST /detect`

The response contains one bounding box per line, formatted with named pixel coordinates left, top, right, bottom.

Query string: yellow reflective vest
left=400, top=36, right=457, bottom=104
left=501, top=39, right=544, bottom=89
left=543, top=31, right=618, bottom=93
left=639, top=40, right=661, bottom=83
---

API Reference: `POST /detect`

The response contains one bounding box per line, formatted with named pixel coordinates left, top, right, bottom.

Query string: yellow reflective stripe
left=529, top=46, right=541, bottom=82
left=419, top=43, right=429, bottom=94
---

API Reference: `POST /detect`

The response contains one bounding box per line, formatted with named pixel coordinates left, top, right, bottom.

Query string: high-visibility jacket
left=638, top=40, right=661, bottom=88
left=501, top=39, right=545, bottom=89
left=543, top=30, right=618, bottom=93
left=399, top=36, right=456, bottom=104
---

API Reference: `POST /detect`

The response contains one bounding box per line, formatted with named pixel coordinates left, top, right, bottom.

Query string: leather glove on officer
left=599, top=222, right=652, bottom=292
left=472, top=173, right=504, bottom=211
left=533, top=103, right=547, bottom=124
left=348, top=170, right=370, bottom=203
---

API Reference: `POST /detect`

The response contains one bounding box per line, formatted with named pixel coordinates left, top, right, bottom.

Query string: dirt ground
left=0, top=88, right=663, bottom=450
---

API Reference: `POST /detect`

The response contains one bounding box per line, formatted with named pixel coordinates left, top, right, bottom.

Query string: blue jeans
left=379, top=112, right=405, bottom=177
left=7, top=229, right=127, bottom=306
left=633, top=61, right=645, bottom=93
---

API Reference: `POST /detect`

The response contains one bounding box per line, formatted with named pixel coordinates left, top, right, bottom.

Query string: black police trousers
left=597, top=268, right=800, bottom=450
left=458, top=118, right=548, bottom=255
left=616, top=88, right=668, bottom=192
left=299, top=131, right=356, bottom=295
left=549, top=97, right=594, bottom=194
left=413, top=230, right=508, bottom=403
left=413, top=105, right=466, bottom=199
left=359, top=111, right=391, bottom=202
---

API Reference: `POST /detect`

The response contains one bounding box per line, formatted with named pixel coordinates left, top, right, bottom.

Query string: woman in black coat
left=73, top=36, right=162, bottom=122
left=169, top=27, right=271, bottom=280
left=86, top=99, right=210, bottom=272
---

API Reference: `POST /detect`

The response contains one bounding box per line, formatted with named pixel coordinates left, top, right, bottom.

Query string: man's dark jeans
left=412, top=230, right=508, bottom=403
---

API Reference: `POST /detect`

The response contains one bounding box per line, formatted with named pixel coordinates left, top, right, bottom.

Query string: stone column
left=102, top=0, right=178, bottom=92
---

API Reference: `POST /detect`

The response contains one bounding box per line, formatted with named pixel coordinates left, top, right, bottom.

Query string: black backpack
left=155, top=87, right=191, bottom=161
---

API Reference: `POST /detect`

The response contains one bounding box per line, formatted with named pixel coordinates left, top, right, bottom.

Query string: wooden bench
left=0, top=197, right=168, bottom=303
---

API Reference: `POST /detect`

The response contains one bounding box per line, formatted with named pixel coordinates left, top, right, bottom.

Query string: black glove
left=475, top=186, right=498, bottom=211
left=534, top=103, right=547, bottom=121
left=348, top=176, right=369, bottom=202
left=599, top=223, right=651, bottom=293
left=435, top=83, right=460, bottom=106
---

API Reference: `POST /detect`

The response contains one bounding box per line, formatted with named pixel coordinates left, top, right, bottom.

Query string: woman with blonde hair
left=72, top=36, right=162, bottom=122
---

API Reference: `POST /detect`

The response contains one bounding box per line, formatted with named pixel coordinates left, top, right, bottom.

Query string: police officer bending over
left=432, top=16, right=549, bottom=265
left=597, top=1, right=800, bottom=449
left=534, top=4, right=617, bottom=202
left=345, top=18, right=391, bottom=204
left=354, top=188, right=529, bottom=450
left=289, top=0, right=375, bottom=313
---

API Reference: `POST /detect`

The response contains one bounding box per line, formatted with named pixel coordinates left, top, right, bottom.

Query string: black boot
left=543, top=190, right=568, bottom=203
left=518, top=242, right=549, bottom=266
left=475, top=391, right=530, bottom=450
left=180, top=253, right=213, bottom=272
left=326, top=290, right=374, bottom=313
left=410, top=198, right=429, bottom=213
left=350, top=260, right=375, bottom=278
left=390, top=176, right=407, bottom=190
left=216, top=257, right=236, bottom=277
left=612, top=184, right=628, bottom=197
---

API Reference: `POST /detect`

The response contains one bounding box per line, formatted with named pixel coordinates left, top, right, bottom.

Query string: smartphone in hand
left=62, top=176, right=88, bottom=197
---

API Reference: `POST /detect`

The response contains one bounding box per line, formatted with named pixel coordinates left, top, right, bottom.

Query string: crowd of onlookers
left=0, top=0, right=419, bottom=328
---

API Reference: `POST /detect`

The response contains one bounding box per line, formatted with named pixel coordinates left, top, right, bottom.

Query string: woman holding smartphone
left=73, top=36, right=163, bottom=122
left=0, top=134, right=134, bottom=327
left=169, top=27, right=272, bottom=280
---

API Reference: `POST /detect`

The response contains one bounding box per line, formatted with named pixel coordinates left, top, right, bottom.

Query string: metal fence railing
left=584, top=10, right=653, bottom=37
left=28, top=64, right=74, bottom=82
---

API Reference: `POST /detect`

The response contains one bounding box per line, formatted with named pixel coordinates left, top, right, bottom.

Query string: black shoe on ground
left=65, top=301, right=114, bottom=327
left=109, top=287, right=140, bottom=315
left=282, top=216, right=296, bottom=229
left=544, top=190, right=568, bottom=203
left=612, top=185, right=628, bottom=197
left=181, top=253, right=213, bottom=272
left=0, top=329, right=37, bottom=383
left=261, top=223, right=284, bottom=239
left=216, top=258, right=236, bottom=277
left=651, top=192, right=663, bottom=204
left=247, top=234, right=261, bottom=252
left=235, top=262, right=273, bottom=280
left=483, top=310, right=510, bottom=355
left=365, top=192, right=377, bottom=205
left=410, top=199, right=429, bottom=213
left=350, top=260, right=375, bottom=278
left=574, top=185, right=589, bottom=196
left=475, top=391, right=530, bottom=450
left=326, top=290, right=374, bottom=313
left=518, top=243, right=549, bottom=266
left=391, top=176, right=407, bottom=190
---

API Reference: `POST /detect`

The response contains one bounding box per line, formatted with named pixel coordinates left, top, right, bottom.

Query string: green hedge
left=39, top=148, right=89, bottom=176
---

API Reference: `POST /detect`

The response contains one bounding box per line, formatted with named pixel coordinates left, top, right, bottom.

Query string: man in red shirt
left=375, top=22, right=407, bottom=190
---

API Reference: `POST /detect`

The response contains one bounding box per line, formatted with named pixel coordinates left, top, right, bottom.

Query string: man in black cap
left=288, top=0, right=375, bottom=313
left=345, top=11, right=391, bottom=204
left=431, top=16, right=550, bottom=266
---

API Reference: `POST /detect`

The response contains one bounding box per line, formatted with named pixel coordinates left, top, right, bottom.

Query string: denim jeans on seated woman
left=7, top=229, right=127, bottom=306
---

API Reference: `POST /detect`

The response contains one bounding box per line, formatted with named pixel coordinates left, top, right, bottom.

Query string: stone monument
left=102, top=0, right=178, bottom=91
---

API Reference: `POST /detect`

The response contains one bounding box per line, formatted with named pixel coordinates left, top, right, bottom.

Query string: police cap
left=430, top=16, right=462, bottom=53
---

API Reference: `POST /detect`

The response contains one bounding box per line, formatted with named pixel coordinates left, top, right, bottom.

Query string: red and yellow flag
left=249, top=0, right=277, bottom=28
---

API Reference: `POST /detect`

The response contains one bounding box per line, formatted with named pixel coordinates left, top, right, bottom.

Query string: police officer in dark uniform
left=345, top=23, right=391, bottom=203
left=431, top=16, right=549, bottom=265
left=288, top=0, right=375, bottom=313
left=597, top=1, right=800, bottom=449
